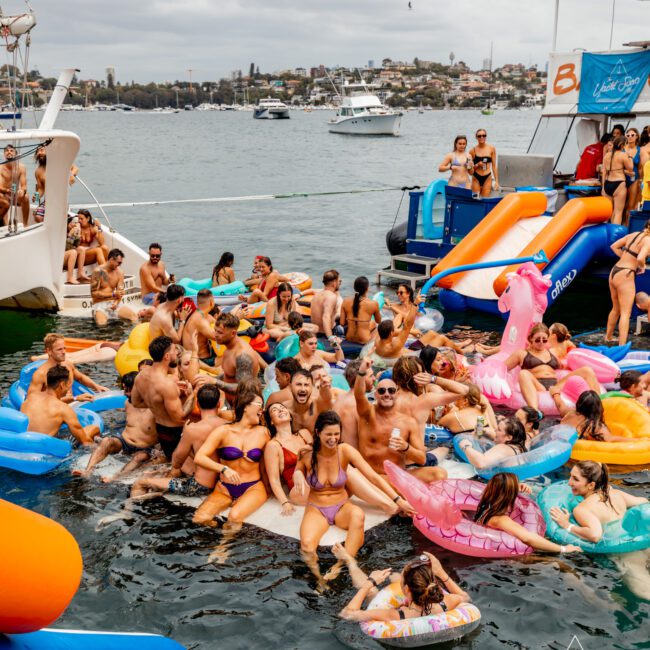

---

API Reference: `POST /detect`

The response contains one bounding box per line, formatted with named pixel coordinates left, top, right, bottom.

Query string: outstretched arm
left=353, top=357, right=373, bottom=420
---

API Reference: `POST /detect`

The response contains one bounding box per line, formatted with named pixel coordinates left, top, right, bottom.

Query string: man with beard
left=33, top=144, right=78, bottom=221
left=139, top=243, right=171, bottom=306
left=265, top=357, right=301, bottom=407
left=0, top=144, right=30, bottom=226
left=353, top=357, right=446, bottom=483
left=182, top=289, right=219, bottom=367
left=282, top=368, right=334, bottom=432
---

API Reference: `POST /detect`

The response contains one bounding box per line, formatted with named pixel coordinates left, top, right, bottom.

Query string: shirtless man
left=21, top=366, right=99, bottom=445
left=90, top=248, right=138, bottom=326
left=309, top=269, right=343, bottom=341
left=131, top=335, right=195, bottom=459
left=354, top=357, right=447, bottom=483
left=182, top=289, right=219, bottom=367
left=265, top=357, right=301, bottom=407
left=371, top=311, right=417, bottom=361
left=72, top=371, right=157, bottom=479
left=282, top=368, right=333, bottom=432
left=130, top=384, right=227, bottom=502
left=309, top=365, right=346, bottom=401
left=213, top=312, right=260, bottom=400
left=333, top=359, right=374, bottom=448
left=33, top=144, right=78, bottom=221
left=28, top=333, right=107, bottom=399
left=0, top=144, right=30, bottom=227
left=139, top=243, right=169, bottom=306
left=340, top=277, right=382, bottom=344
left=148, top=284, right=192, bottom=343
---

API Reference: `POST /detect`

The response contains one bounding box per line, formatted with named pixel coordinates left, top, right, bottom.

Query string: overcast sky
left=12, top=0, right=650, bottom=83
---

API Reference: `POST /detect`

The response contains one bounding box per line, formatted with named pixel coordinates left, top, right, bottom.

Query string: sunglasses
left=532, top=337, right=548, bottom=343
left=377, top=386, right=397, bottom=395
left=477, top=134, right=487, bottom=138
left=396, top=291, right=407, bottom=295
left=150, top=254, right=161, bottom=259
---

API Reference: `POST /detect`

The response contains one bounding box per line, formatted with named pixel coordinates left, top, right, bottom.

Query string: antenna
left=187, top=68, right=196, bottom=91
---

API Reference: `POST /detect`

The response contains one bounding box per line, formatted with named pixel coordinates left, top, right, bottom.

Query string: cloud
left=12, top=0, right=650, bottom=82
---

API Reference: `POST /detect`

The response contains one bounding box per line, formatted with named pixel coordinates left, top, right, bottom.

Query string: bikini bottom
left=308, top=499, right=348, bottom=525
left=222, top=479, right=260, bottom=500
left=604, top=180, right=624, bottom=197
left=473, top=172, right=491, bottom=188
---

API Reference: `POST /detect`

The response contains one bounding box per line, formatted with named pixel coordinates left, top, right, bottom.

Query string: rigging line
left=69, top=185, right=418, bottom=210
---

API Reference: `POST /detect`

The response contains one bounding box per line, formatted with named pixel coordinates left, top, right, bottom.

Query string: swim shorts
left=92, top=300, right=120, bottom=321
left=168, top=476, right=213, bottom=497
left=108, top=431, right=154, bottom=456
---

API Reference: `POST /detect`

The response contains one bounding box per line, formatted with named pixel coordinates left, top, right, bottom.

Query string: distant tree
left=255, top=65, right=260, bottom=77
left=249, top=62, right=255, bottom=77
left=107, top=72, right=115, bottom=89
left=413, top=57, right=420, bottom=70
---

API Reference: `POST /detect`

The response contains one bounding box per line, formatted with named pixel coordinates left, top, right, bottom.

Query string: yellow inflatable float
left=114, top=323, right=152, bottom=376
left=570, top=396, right=650, bottom=465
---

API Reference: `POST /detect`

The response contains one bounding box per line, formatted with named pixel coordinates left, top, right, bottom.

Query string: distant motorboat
left=0, top=106, right=21, bottom=119
left=254, top=98, right=290, bottom=119
left=328, top=84, right=401, bottom=136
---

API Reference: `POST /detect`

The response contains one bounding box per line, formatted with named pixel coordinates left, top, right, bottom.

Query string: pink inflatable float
left=384, top=461, right=546, bottom=558
left=471, top=263, right=612, bottom=415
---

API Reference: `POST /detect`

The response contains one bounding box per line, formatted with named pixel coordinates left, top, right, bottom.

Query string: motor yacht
left=328, top=84, right=401, bottom=135
left=253, top=98, right=290, bottom=119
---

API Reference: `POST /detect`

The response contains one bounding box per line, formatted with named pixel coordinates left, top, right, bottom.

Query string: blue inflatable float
left=424, top=424, right=454, bottom=444
left=454, top=426, right=577, bottom=480
left=0, top=629, right=185, bottom=650
left=538, top=481, right=650, bottom=553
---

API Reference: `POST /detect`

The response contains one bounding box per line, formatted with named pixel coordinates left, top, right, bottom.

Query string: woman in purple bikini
left=193, top=392, right=270, bottom=532
left=294, top=410, right=413, bottom=585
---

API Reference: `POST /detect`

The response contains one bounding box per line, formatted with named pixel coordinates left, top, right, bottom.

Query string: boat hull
left=254, top=109, right=290, bottom=119
left=328, top=113, right=401, bottom=135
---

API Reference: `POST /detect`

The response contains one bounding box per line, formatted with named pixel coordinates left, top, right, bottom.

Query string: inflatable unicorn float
left=470, top=262, right=619, bottom=416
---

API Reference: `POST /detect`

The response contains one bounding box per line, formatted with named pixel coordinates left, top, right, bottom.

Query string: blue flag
left=578, top=51, right=650, bottom=114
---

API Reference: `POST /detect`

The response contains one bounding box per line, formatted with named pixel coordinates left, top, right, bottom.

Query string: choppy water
left=1, top=110, right=649, bottom=649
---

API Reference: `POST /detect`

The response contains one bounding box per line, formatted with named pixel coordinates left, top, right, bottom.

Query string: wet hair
left=500, top=416, right=527, bottom=454
left=600, top=132, right=613, bottom=145
left=138, top=358, right=153, bottom=370
left=235, top=378, right=263, bottom=400
left=264, top=403, right=293, bottom=437
left=120, top=371, right=138, bottom=392
left=148, top=243, right=162, bottom=252
left=323, top=269, right=339, bottom=285
left=44, top=333, right=64, bottom=350
left=166, top=284, right=185, bottom=302
left=549, top=323, right=570, bottom=342
left=393, top=356, right=425, bottom=395
left=212, top=252, right=234, bottom=281
left=197, top=288, right=213, bottom=303
left=401, top=561, right=444, bottom=615
left=527, top=323, right=550, bottom=341
left=619, top=369, right=642, bottom=392
left=197, top=384, right=221, bottom=410
left=474, top=472, right=520, bottom=524
left=156, top=291, right=167, bottom=305
left=575, top=390, right=606, bottom=441
left=453, top=134, right=468, bottom=149
left=288, top=311, right=304, bottom=330
left=276, top=282, right=294, bottom=309
left=276, top=356, right=301, bottom=377
left=397, top=283, right=414, bottom=303
left=344, top=358, right=363, bottom=386
left=217, top=312, right=240, bottom=330
left=464, top=383, right=486, bottom=412
left=310, top=410, right=342, bottom=484
left=233, top=391, right=262, bottom=423
left=574, top=460, right=614, bottom=508
left=611, top=123, right=625, bottom=137
left=419, top=345, right=440, bottom=374
left=107, top=248, right=124, bottom=260
left=148, top=335, right=173, bottom=362
left=46, top=365, right=70, bottom=390
left=298, top=329, right=317, bottom=343
left=518, top=406, right=541, bottom=431
left=291, top=368, right=313, bottom=384
left=352, top=276, right=369, bottom=317
left=377, top=320, right=394, bottom=340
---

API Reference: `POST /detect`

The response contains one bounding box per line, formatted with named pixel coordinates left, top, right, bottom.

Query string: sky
left=8, top=0, right=650, bottom=83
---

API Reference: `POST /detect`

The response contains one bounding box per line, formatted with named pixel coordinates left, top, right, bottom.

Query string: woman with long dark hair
left=438, top=134, right=473, bottom=189
left=457, top=416, right=527, bottom=469
left=212, top=252, right=235, bottom=286
left=240, top=256, right=281, bottom=304
left=264, top=282, right=298, bottom=340
left=602, top=135, right=633, bottom=225
left=474, top=473, right=580, bottom=553
left=624, top=127, right=642, bottom=217
left=340, top=276, right=382, bottom=344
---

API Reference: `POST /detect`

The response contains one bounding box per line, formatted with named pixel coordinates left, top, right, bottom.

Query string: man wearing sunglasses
left=354, top=358, right=447, bottom=484
left=90, top=248, right=138, bottom=326
left=139, top=243, right=171, bottom=306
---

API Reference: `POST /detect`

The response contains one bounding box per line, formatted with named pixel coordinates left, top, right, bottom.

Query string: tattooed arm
left=90, top=267, right=113, bottom=302
left=235, top=353, right=255, bottom=382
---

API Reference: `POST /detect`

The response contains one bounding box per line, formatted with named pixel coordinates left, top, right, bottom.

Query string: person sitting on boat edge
left=21, top=366, right=99, bottom=446
left=63, top=214, right=90, bottom=284
left=139, top=242, right=170, bottom=305
left=90, top=248, right=139, bottom=326
left=77, top=209, right=109, bottom=265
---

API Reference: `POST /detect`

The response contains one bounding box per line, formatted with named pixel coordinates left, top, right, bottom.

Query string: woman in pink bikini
left=293, top=411, right=413, bottom=585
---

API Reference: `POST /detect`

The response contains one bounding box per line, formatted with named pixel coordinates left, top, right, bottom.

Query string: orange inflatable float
left=0, top=499, right=82, bottom=634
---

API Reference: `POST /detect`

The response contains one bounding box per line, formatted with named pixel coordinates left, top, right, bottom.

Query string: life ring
left=114, top=323, right=152, bottom=376
left=0, top=499, right=82, bottom=634
left=177, top=277, right=247, bottom=298
left=283, top=272, right=312, bottom=292
left=538, top=481, right=650, bottom=553
left=453, top=425, right=577, bottom=480
left=360, top=582, right=482, bottom=647
left=274, top=333, right=325, bottom=360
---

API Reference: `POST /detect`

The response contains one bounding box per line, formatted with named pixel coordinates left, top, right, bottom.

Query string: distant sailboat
left=481, top=42, right=494, bottom=116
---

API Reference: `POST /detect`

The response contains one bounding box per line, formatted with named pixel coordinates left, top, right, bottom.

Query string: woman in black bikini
left=602, top=136, right=633, bottom=225
left=469, top=129, right=499, bottom=197
left=505, top=324, right=601, bottom=412
left=606, top=219, right=650, bottom=344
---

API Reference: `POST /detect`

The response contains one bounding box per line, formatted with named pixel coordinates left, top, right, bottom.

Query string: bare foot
left=96, top=512, right=134, bottom=530
left=78, top=275, right=91, bottom=283
left=71, top=469, right=89, bottom=478
left=207, top=545, right=230, bottom=565
left=323, top=560, right=345, bottom=582
left=66, top=278, right=79, bottom=285
left=331, top=542, right=352, bottom=563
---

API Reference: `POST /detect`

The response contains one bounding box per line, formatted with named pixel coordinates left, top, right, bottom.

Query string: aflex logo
left=551, top=269, right=577, bottom=300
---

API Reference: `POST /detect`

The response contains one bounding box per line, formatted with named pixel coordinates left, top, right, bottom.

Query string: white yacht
left=253, top=98, right=290, bottom=120
left=328, top=84, right=401, bottom=135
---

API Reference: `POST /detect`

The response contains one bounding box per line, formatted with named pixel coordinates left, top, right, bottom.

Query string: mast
left=487, top=41, right=493, bottom=109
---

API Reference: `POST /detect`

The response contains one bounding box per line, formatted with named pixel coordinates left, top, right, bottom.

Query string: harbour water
left=1, top=109, right=649, bottom=649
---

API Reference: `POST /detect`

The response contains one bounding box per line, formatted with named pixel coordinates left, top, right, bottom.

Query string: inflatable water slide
left=431, top=192, right=625, bottom=314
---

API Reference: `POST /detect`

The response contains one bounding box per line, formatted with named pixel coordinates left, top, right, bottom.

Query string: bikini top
left=522, top=350, right=560, bottom=371
left=218, top=446, right=263, bottom=462
left=307, top=452, right=347, bottom=490
left=473, top=154, right=492, bottom=165
left=259, top=278, right=278, bottom=299
left=620, top=231, right=646, bottom=256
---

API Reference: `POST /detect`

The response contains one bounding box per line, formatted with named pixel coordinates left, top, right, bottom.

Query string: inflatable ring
left=177, top=277, right=247, bottom=298
left=453, top=425, right=577, bottom=480
left=538, top=481, right=650, bottom=553
left=424, top=424, right=454, bottom=444
left=284, top=272, right=312, bottom=292
left=1, top=629, right=186, bottom=649
left=0, top=499, right=82, bottom=633
left=274, top=333, right=325, bottom=361
left=114, top=323, right=152, bottom=376
left=360, top=582, right=481, bottom=647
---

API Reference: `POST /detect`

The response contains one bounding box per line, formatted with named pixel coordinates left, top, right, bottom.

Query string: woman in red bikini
left=293, top=410, right=413, bottom=585
left=606, top=219, right=650, bottom=344
left=240, top=256, right=281, bottom=304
